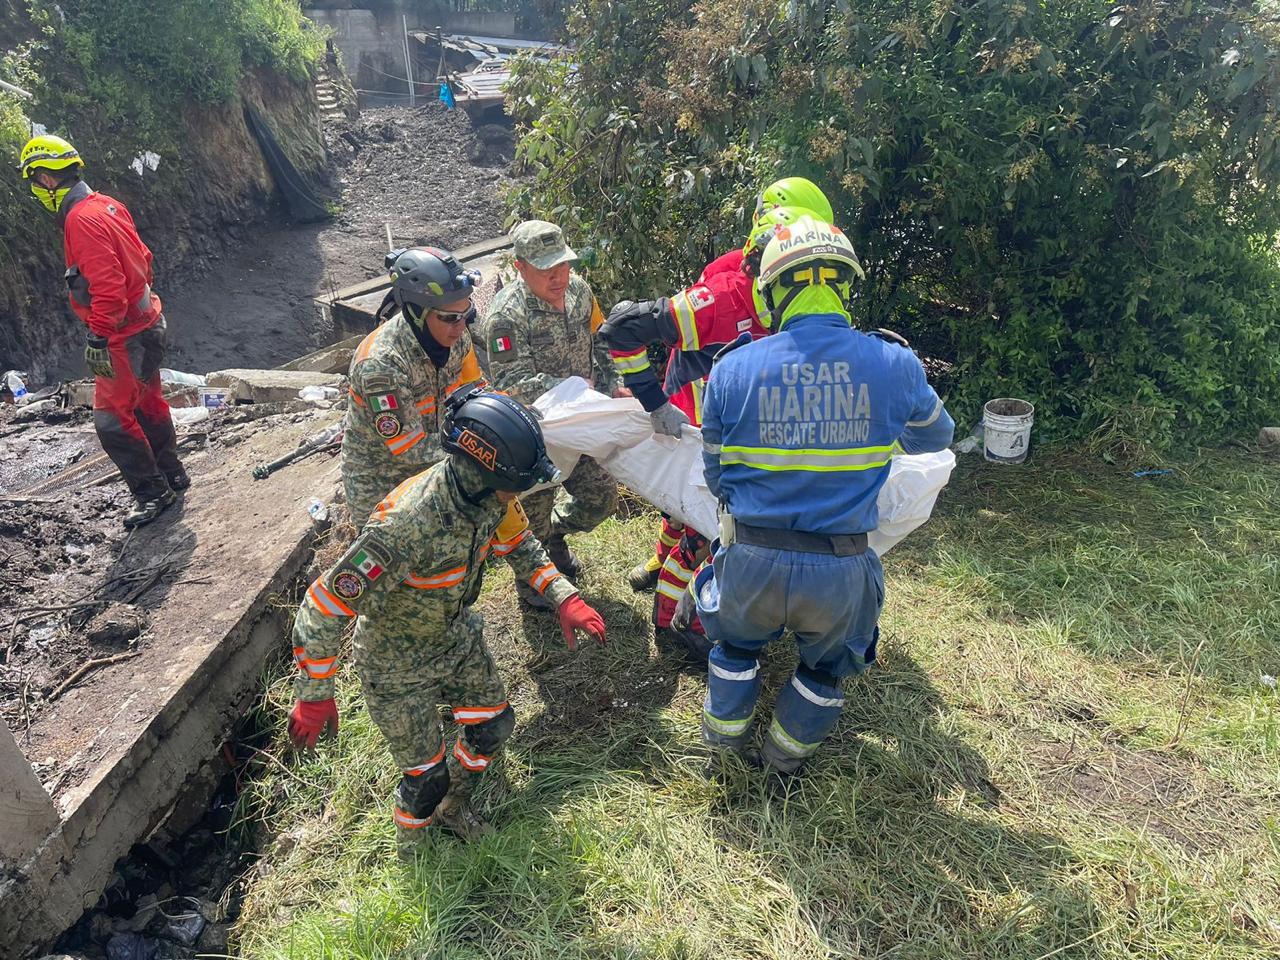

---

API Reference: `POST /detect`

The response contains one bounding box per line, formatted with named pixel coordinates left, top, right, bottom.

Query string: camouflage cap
left=512, top=220, right=577, bottom=270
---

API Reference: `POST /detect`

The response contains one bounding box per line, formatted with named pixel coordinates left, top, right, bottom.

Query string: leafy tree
left=508, top=0, right=1280, bottom=447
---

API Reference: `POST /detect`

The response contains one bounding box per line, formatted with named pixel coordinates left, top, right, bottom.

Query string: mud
left=161, top=103, right=514, bottom=376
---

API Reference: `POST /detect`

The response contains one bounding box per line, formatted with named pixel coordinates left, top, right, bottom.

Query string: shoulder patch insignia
left=375, top=412, right=402, bottom=438
left=362, top=373, right=394, bottom=393
left=332, top=571, right=365, bottom=601
left=687, top=285, right=715, bottom=311
left=328, top=537, right=395, bottom=603
left=491, top=336, right=513, bottom=354
left=371, top=392, right=398, bottom=412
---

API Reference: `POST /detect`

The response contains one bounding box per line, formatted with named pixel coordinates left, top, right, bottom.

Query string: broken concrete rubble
left=205, top=368, right=347, bottom=405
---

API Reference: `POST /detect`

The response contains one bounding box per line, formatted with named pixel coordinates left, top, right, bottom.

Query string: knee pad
left=796, top=662, right=841, bottom=689
left=397, top=763, right=450, bottom=819
left=465, top=704, right=515, bottom=754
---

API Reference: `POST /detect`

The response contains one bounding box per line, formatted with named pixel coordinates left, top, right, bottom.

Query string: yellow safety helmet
left=753, top=177, right=833, bottom=226
left=19, top=134, right=84, bottom=179
left=742, top=205, right=810, bottom=260
left=757, top=214, right=863, bottom=329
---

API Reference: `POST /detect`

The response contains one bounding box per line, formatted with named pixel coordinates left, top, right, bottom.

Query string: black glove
left=84, top=335, right=115, bottom=379
left=672, top=586, right=697, bottom=632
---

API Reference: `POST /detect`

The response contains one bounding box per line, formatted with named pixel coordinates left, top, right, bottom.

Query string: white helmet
left=756, top=215, right=864, bottom=328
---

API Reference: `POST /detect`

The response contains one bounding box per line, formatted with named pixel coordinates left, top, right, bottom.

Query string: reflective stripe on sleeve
left=702, top=440, right=722, bottom=455
left=293, top=646, right=339, bottom=679
left=529, top=563, right=560, bottom=594
left=670, top=291, right=700, bottom=350
left=386, top=430, right=427, bottom=455
left=306, top=579, right=356, bottom=618
left=610, top=348, right=650, bottom=375
left=906, top=398, right=943, bottom=428
left=404, top=565, right=468, bottom=589
left=416, top=396, right=437, bottom=415
left=491, top=528, right=530, bottom=556
left=718, top=444, right=894, bottom=472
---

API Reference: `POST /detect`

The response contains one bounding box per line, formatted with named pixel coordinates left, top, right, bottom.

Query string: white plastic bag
left=535, top=378, right=955, bottom=555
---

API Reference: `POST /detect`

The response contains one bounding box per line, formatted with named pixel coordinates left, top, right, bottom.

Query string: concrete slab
left=205, top=368, right=346, bottom=404
left=277, top=334, right=365, bottom=375
left=0, top=412, right=342, bottom=956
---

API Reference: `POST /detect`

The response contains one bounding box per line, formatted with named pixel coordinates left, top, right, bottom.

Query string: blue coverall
left=696, top=311, right=954, bottom=771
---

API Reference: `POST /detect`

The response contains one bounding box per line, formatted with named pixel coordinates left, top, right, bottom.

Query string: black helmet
left=384, top=246, right=479, bottom=323
left=441, top=386, right=561, bottom=492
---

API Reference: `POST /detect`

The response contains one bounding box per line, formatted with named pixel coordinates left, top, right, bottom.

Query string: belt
left=734, top=522, right=868, bottom=556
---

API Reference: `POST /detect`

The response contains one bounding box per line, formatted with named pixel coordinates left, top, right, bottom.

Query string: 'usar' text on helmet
left=442, top=386, right=561, bottom=493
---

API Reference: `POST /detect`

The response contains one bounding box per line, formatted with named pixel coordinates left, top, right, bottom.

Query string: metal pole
left=402, top=14, right=415, bottom=108
left=0, top=77, right=34, bottom=100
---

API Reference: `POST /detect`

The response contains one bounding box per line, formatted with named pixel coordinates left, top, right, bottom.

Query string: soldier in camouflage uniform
left=479, top=220, right=627, bottom=606
left=288, top=386, right=607, bottom=850
left=343, top=247, right=486, bottom=526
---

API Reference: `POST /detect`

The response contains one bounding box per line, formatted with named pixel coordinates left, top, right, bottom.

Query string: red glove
left=288, top=698, right=338, bottom=749
left=558, top=594, right=606, bottom=651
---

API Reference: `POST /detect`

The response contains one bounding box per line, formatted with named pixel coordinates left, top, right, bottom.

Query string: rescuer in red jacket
left=20, top=135, right=187, bottom=528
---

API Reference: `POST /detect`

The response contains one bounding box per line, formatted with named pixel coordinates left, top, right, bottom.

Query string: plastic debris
left=1132, top=469, right=1172, bottom=478
left=1261, top=673, right=1277, bottom=690
left=307, top=497, right=329, bottom=522
left=159, top=368, right=207, bottom=386
left=953, top=423, right=984, bottom=454
left=105, top=933, right=159, bottom=960
left=170, top=406, right=211, bottom=427
left=298, top=384, right=340, bottom=402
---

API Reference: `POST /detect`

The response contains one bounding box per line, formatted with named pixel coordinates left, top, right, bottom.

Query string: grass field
left=230, top=448, right=1280, bottom=959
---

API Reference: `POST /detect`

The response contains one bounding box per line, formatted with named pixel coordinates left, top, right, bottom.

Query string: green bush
left=12, top=0, right=322, bottom=164
left=508, top=0, right=1280, bottom=446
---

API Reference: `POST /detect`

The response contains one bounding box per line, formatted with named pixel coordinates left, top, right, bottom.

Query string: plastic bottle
left=159, top=368, right=207, bottom=387
left=5, top=370, right=28, bottom=403
left=307, top=498, right=329, bottom=522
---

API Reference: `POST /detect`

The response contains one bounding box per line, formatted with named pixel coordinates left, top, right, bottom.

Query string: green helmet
left=756, top=214, right=863, bottom=329
left=743, top=205, right=810, bottom=259
left=754, top=177, right=833, bottom=225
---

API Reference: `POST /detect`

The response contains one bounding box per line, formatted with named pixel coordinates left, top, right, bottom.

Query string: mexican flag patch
left=371, top=393, right=398, bottom=412
left=352, top=549, right=384, bottom=580
left=491, top=336, right=512, bottom=354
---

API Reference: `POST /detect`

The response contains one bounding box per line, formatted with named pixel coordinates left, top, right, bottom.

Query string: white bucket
left=983, top=398, right=1034, bottom=464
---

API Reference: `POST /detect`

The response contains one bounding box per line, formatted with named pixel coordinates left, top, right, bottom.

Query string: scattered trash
left=159, top=368, right=207, bottom=387
left=157, top=898, right=207, bottom=947
left=307, top=497, right=329, bottom=522
left=12, top=398, right=60, bottom=422
left=298, top=384, right=340, bottom=402
left=252, top=421, right=343, bottom=479
left=953, top=423, right=984, bottom=455
left=1262, top=673, right=1277, bottom=690
left=105, top=932, right=158, bottom=960
left=1132, top=469, right=1172, bottom=478
left=128, top=150, right=162, bottom=177
left=5, top=369, right=29, bottom=403
left=199, top=386, right=232, bottom=409
left=170, top=406, right=211, bottom=427
left=982, top=398, right=1034, bottom=464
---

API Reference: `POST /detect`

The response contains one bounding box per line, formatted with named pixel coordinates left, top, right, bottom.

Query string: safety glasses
left=435, top=305, right=477, bottom=326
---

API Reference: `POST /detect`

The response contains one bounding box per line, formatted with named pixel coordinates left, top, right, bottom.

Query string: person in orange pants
left=20, top=134, right=187, bottom=528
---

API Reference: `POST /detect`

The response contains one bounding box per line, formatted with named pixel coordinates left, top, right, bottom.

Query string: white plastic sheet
left=534, top=377, right=955, bottom=555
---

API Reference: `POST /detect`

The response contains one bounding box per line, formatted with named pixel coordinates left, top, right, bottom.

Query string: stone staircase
left=315, top=55, right=357, bottom=122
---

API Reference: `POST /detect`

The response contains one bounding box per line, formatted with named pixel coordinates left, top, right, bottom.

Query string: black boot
left=545, top=533, right=582, bottom=580
left=165, top=466, right=191, bottom=491
left=628, top=557, right=662, bottom=592
left=123, top=486, right=177, bottom=529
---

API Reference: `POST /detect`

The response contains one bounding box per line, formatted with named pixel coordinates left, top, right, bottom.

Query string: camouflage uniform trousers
left=521, top=454, right=617, bottom=544
left=354, top=604, right=509, bottom=854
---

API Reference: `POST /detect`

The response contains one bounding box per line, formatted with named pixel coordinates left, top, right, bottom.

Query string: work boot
left=516, top=579, right=554, bottom=611
left=655, top=625, right=713, bottom=664
left=703, top=744, right=763, bottom=782
left=545, top=533, right=582, bottom=580
left=122, top=487, right=177, bottom=529
left=628, top=556, right=661, bottom=593
left=433, top=794, right=493, bottom=841
left=165, top=467, right=191, bottom=491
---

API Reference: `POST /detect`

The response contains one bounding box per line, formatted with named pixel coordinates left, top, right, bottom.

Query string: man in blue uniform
left=695, top=215, right=955, bottom=778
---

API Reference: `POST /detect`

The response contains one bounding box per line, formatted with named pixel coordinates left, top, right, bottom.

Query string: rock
left=205, top=369, right=346, bottom=405
left=195, top=921, right=229, bottom=955
left=85, top=603, right=148, bottom=648
left=1259, top=426, right=1280, bottom=449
